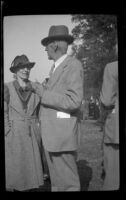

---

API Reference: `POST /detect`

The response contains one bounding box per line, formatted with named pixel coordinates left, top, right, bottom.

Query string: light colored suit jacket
left=100, top=61, right=119, bottom=144
left=38, top=55, right=84, bottom=152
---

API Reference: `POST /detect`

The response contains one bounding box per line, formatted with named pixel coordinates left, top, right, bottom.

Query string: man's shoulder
left=105, top=61, right=118, bottom=75
left=106, top=61, right=118, bottom=70
left=68, top=55, right=82, bottom=63
left=67, top=55, right=83, bottom=69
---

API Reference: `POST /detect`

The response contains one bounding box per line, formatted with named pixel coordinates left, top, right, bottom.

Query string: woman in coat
left=4, top=55, right=44, bottom=191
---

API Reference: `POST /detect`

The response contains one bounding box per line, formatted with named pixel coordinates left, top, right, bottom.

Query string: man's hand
left=32, top=82, right=44, bottom=98
left=42, top=78, right=49, bottom=89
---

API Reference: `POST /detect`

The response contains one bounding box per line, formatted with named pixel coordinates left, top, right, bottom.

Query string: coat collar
left=48, top=55, right=72, bottom=88
left=9, top=81, right=40, bottom=116
left=54, top=54, right=68, bottom=72
left=13, top=80, right=32, bottom=103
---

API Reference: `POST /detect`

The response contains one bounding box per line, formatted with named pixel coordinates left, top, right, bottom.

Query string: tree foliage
left=71, top=15, right=118, bottom=99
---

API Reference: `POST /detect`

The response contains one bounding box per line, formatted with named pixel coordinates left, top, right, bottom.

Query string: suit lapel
left=49, top=56, right=71, bottom=88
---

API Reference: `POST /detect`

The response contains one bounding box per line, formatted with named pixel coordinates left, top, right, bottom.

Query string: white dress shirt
left=53, top=54, right=68, bottom=73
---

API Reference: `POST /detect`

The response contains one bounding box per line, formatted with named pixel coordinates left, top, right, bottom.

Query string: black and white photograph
left=1, top=1, right=126, bottom=193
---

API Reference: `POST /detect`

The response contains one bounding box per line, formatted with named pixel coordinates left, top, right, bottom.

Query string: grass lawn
left=77, top=119, right=104, bottom=191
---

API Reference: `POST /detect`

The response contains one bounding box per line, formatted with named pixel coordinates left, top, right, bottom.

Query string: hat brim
left=41, top=35, right=74, bottom=46
left=10, top=62, right=35, bottom=73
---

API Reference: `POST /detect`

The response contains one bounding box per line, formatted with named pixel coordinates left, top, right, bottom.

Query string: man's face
left=16, top=67, right=31, bottom=80
left=45, top=42, right=55, bottom=60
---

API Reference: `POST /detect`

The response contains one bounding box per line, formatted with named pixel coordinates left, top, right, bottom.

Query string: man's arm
left=31, top=81, right=45, bottom=97
left=41, top=61, right=84, bottom=112
left=100, top=62, right=118, bottom=107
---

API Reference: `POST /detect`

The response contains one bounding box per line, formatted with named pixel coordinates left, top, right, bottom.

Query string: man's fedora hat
left=41, top=25, right=74, bottom=46
left=10, top=55, right=35, bottom=73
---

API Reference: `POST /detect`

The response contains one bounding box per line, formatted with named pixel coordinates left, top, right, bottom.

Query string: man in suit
left=100, top=43, right=119, bottom=190
left=33, top=25, right=84, bottom=191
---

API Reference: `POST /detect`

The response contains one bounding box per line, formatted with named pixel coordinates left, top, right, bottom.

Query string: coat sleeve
left=4, top=85, right=11, bottom=136
left=4, top=84, right=10, bottom=104
left=100, top=63, right=118, bottom=106
left=4, top=101, right=11, bottom=136
left=31, top=82, right=45, bottom=97
left=41, top=60, right=84, bottom=112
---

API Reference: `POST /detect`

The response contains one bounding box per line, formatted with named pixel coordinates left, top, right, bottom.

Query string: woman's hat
left=41, top=25, right=74, bottom=46
left=10, top=55, right=35, bottom=73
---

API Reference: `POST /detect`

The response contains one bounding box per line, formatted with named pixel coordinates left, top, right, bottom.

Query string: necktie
left=49, top=64, right=55, bottom=77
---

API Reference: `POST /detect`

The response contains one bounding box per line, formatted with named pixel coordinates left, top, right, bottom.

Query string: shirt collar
left=54, top=54, right=68, bottom=72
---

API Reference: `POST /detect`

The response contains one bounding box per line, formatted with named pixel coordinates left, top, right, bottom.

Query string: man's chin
left=48, top=56, right=52, bottom=60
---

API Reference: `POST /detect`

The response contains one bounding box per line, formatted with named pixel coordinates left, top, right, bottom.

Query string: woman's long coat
left=5, top=81, right=44, bottom=191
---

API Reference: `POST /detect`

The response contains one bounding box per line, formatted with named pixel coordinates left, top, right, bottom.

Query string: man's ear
left=54, top=41, right=58, bottom=52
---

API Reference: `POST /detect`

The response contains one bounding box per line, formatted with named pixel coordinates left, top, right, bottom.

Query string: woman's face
left=16, top=67, right=31, bottom=80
